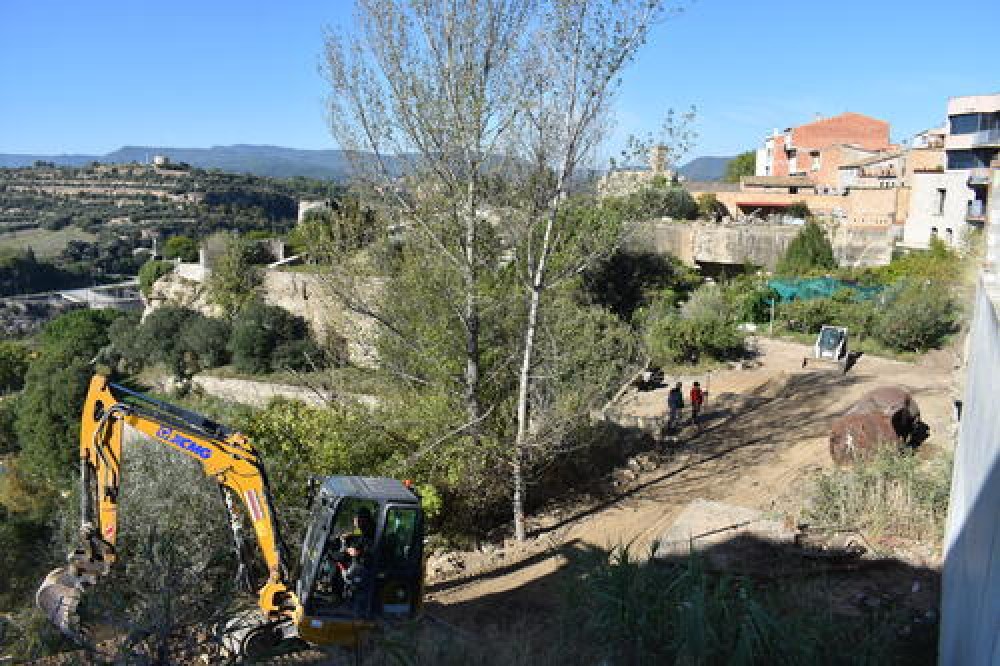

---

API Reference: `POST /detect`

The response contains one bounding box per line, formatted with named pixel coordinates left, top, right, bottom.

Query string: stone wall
left=145, top=268, right=380, bottom=367
left=631, top=220, right=891, bottom=269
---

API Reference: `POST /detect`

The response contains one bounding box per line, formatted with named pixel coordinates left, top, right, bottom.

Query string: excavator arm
left=38, top=375, right=299, bottom=648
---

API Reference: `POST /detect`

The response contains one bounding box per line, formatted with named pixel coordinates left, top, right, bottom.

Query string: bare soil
left=425, top=337, right=959, bottom=628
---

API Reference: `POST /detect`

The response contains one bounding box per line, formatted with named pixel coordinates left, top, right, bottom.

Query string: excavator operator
left=318, top=507, right=376, bottom=607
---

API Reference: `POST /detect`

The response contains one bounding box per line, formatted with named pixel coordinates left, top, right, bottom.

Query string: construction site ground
left=28, top=337, right=957, bottom=664
left=424, top=336, right=958, bottom=632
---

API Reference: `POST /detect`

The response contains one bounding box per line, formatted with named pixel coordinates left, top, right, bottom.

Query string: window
left=380, top=507, right=420, bottom=569
left=936, top=188, right=946, bottom=215
left=949, top=113, right=981, bottom=135
left=945, top=228, right=954, bottom=245
left=811, top=153, right=821, bottom=171
left=930, top=226, right=938, bottom=238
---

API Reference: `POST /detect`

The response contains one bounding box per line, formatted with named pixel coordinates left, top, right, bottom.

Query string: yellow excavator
left=37, top=375, right=425, bottom=658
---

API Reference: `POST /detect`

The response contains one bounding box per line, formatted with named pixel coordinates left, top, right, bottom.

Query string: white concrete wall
left=902, top=171, right=972, bottom=249
left=939, top=281, right=1000, bottom=665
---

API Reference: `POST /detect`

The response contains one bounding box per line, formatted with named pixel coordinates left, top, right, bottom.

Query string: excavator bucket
left=36, top=566, right=85, bottom=641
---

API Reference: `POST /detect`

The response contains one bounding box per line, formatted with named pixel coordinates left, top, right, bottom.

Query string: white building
left=901, top=94, right=999, bottom=249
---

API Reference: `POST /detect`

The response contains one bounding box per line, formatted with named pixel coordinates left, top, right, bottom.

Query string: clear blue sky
left=2, top=0, right=997, bottom=159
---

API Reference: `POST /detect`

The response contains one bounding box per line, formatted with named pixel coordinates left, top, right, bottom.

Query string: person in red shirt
left=689, top=382, right=705, bottom=425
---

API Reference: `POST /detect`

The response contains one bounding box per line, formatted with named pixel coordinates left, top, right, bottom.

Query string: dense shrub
left=0, top=341, right=30, bottom=394
left=628, top=184, right=699, bottom=220
left=229, top=302, right=318, bottom=374
left=778, top=298, right=839, bottom=333
left=122, top=306, right=231, bottom=377
left=0, top=395, right=19, bottom=453
left=644, top=285, right=744, bottom=365
left=872, top=281, right=958, bottom=352
left=807, top=448, right=952, bottom=544
left=163, top=235, right=199, bottom=262
left=582, top=250, right=700, bottom=322
left=138, top=259, right=174, bottom=297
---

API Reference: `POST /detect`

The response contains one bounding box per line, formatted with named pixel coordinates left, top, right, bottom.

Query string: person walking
left=667, top=382, right=684, bottom=431
left=689, top=381, right=705, bottom=426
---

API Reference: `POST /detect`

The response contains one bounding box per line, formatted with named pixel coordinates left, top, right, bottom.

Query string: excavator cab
left=295, top=476, right=424, bottom=647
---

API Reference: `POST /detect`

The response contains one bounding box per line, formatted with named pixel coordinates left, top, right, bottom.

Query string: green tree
left=723, top=150, right=756, bottom=183
left=163, top=235, right=199, bottom=262
left=39, top=308, right=123, bottom=362
left=138, top=259, right=174, bottom=298
left=15, top=357, right=94, bottom=483
left=205, top=234, right=262, bottom=316
left=775, top=221, right=836, bottom=275
left=627, top=184, right=699, bottom=220
left=229, top=302, right=313, bottom=374
left=696, top=192, right=725, bottom=221
left=15, top=309, right=123, bottom=482
left=0, top=341, right=30, bottom=394
left=0, top=395, right=19, bottom=453
left=583, top=250, right=700, bottom=322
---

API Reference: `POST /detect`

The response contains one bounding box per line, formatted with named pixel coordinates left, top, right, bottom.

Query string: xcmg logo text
left=155, top=427, right=212, bottom=459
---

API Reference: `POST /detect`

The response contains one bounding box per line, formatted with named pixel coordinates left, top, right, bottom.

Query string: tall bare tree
left=323, top=0, right=688, bottom=541
left=324, top=0, right=535, bottom=446
left=508, top=0, right=678, bottom=540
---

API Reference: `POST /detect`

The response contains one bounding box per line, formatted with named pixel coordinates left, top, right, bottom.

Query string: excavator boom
left=37, top=375, right=299, bottom=654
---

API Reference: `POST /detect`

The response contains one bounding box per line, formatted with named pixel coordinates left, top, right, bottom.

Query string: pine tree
left=776, top=221, right=836, bottom=275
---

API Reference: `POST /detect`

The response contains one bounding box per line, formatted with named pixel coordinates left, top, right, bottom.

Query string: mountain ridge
left=1, top=145, right=737, bottom=182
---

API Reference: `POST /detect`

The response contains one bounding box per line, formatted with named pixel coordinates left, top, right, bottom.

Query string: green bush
left=0, top=341, right=30, bottom=394
left=548, top=546, right=932, bottom=666
left=776, top=221, right=836, bottom=276
left=163, top=235, right=199, bottom=262
left=644, top=286, right=744, bottom=365
left=778, top=298, right=838, bottom=333
left=127, top=306, right=231, bottom=377
left=0, top=395, right=19, bottom=453
left=872, top=281, right=958, bottom=352
left=138, top=259, right=174, bottom=297
left=229, top=302, right=316, bottom=374
left=15, top=356, right=93, bottom=483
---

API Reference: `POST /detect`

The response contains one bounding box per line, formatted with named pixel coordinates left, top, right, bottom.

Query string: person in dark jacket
left=667, top=382, right=684, bottom=430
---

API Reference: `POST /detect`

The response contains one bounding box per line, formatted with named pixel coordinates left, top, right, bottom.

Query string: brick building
left=755, top=112, right=892, bottom=189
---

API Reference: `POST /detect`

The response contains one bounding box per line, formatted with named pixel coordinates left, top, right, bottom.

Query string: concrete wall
left=630, top=220, right=891, bottom=269
left=938, top=281, right=1000, bottom=665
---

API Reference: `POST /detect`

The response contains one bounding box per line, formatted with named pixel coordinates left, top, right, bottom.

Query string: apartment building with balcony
left=902, top=94, right=999, bottom=249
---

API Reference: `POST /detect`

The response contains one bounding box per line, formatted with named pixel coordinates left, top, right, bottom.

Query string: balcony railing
left=973, top=128, right=1000, bottom=146
left=968, top=168, right=991, bottom=185
left=967, top=200, right=986, bottom=219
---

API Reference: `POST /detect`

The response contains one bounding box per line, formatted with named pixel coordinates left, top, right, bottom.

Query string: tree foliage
left=229, top=302, right=319, bottom=374
left=583, top=250, right=700, bottom=322
left=872, top=281, right=957, bottom=352
left=644, top=285, right=744, bottom=365
left=723, top=150, right=756, bottom=183
left=775, top=221, right=836, bottom=275
left=163, top=235, right=199, bottom=262
left=138, top=259, right=174, bottom=298
left=0, top=341, right=30, bottom=394
left=205, top=234, right=263, bottom=316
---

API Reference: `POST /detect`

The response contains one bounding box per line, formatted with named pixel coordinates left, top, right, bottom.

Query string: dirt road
left=426, top=337, right=959, bottom=627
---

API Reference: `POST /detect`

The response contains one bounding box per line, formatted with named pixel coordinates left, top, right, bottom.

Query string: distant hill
left=2, top=145, right=743, bottom=183
left=0, top=145, right=377, bottom=180
left=678, top=156, right=736, bottom=182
